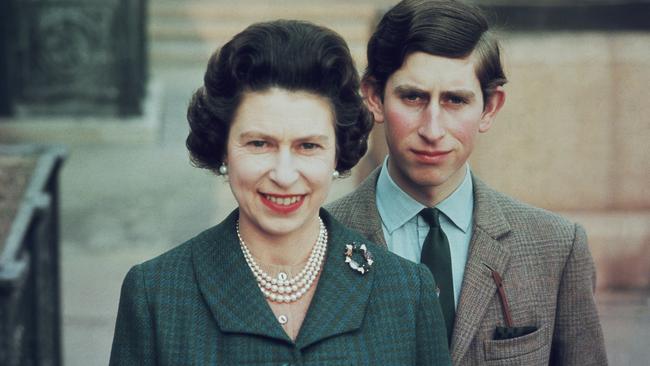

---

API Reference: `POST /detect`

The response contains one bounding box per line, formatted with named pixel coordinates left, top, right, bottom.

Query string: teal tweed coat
left=109, top=209, right=451, bottom=365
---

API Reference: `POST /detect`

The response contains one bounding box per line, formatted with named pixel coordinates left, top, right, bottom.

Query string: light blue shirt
left=376, top=157, right=474, bottom=307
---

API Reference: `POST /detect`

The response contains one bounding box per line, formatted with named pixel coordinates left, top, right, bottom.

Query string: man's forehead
left=389, top=52, right=480, bottom=90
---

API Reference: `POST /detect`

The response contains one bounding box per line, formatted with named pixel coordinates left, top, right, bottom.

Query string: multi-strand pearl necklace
left=237, top=218, right=328, bottom=303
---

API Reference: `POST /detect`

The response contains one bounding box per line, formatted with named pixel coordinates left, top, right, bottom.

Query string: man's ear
left=361, top=79, right=385, bottom=124
left=479, top=86, right=506, bottom=133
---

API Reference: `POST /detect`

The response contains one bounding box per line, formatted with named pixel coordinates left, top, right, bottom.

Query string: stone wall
left=473, top=32, right=650, bottom=211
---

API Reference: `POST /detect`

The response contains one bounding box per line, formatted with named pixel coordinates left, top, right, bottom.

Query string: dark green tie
left=419, top=208, right=455, bottom=343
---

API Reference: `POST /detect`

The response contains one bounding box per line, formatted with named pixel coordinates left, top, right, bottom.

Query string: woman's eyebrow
left=238, top=131, right=331, bottom=142
left=238, top=131, right=272, bottom=140
left=297, top=134, right=330, bottom=142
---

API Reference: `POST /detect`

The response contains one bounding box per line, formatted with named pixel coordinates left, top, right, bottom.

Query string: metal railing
left=0, top=144, right=66, bottom=366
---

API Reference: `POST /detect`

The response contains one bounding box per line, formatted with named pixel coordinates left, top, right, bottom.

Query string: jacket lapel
left=450, top=176, right=512, bottom=364
left=192, top=210, right=291, bottom=344
left=295, top=210, right=374, bottom=349
left=192, top=209, right=374, bottom=349
left=344, top=167, right=387, bottom=247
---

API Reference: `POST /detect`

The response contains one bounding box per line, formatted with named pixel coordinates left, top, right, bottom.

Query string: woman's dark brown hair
left=186, top=20, right=373, bottom=175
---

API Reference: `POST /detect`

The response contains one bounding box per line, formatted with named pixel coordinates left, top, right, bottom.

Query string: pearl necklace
left=237, top=218, right=328, bottom=303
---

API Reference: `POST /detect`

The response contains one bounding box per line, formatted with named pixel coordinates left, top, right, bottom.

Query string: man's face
left=365, top=52, right=504, bottom=204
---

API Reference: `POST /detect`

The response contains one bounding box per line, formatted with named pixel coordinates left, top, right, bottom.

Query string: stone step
left=149, top=20, right=371, bottom=43
left=150, top=1, right=379, bottom=22
left=150, top=40, right=368, bottom=68
left=148, top=1, right=378, bottom=67
left=150, top=40, right=216, bottom=68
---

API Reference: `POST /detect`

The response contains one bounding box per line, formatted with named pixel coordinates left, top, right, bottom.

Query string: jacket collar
left=450, top=174, right=512, bottom=364
left=192, top=210, right=289, bottom=342
left=344, top=167, right=387, bottom=247
left=192, top=209, right=374, bottom=348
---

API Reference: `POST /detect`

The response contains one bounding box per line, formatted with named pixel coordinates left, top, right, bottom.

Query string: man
left=326, top=0, right=607, bottom=364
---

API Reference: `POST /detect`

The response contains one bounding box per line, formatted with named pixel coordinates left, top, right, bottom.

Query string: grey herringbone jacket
left=326, top=168, right=607, bottom=365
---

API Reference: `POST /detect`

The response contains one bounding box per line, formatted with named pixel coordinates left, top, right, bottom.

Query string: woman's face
left=226, top=88, right=337, bottom=241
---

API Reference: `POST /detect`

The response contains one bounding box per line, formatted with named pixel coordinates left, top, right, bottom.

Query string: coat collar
left=295, top=210, right=374, bottom=349
left=192, top=209, right=374, bottom=348
left=450, top=174, right=512, bottom=364
left=192, top=210, right=289, bottom=342
left=345, top=167, right=387, bottom=247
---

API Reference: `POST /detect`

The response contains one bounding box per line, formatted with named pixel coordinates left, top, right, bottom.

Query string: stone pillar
left=0, top=0, right=15, bottom=116
left=9, top=0, right=147, bottom=117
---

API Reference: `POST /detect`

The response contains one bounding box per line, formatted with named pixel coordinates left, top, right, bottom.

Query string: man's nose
left=417, top=104, right=446, bottom=141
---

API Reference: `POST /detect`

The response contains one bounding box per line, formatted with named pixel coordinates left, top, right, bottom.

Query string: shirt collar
left=376, top=156, right=473, bottom=234
left=376, top=157, right=424, bottom=233
left=437, top=165, right=473, bottom=233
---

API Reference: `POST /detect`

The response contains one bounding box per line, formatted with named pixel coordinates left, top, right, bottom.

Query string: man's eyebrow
left=393, top=85, right=428, bottom=94
left=442, top=90, right=476, bottom=99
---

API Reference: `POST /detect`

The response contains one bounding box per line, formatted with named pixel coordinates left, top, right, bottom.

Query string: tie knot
left=419, top=207, right=441, bottom=228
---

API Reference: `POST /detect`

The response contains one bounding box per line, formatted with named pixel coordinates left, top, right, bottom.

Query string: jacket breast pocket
left=483, top=324, right=550, bottom=364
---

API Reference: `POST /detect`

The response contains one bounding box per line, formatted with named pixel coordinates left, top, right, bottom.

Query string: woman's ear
left=361, top=79, right=385, bottom=124
left=479, top=86, right=506, bottom=133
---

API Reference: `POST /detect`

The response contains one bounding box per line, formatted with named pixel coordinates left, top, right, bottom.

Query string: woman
left=110, top=20, right=450, bottom=365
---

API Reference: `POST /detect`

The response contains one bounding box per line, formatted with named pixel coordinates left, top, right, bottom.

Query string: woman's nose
left=269, top=150, right=299, bottom=187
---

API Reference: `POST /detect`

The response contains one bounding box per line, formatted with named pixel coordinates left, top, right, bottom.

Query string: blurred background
left=0, top=0, right=648, bottom=365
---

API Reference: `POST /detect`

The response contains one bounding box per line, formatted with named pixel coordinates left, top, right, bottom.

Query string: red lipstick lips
left=260, top=193, right=305, bottom=214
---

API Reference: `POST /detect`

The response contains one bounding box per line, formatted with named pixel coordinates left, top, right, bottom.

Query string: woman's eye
left=248, top=140, right=267, bottom=148
left=300, top=142, right=319, bottom=150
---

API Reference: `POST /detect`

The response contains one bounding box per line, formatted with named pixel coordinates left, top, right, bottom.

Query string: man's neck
left=386, top=159, right=467, bottom=207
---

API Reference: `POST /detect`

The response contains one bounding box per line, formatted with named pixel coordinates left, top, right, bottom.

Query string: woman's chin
left=250, top=209, right=321, bottom=239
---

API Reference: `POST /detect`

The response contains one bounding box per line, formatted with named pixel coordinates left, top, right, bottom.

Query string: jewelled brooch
left=344, top=242, right=374, bottom=275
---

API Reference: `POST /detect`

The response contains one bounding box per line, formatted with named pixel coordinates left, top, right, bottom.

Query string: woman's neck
left=237, top=214, right=321, bottom=267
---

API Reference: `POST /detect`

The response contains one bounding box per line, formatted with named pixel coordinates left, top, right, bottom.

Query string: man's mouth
left=412, top=149, right=451, bottom=163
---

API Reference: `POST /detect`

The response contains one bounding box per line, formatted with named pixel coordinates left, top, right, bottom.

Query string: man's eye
left=403, top=94, right=423, bottom=102
left=447, top=95, right=468, bottom=105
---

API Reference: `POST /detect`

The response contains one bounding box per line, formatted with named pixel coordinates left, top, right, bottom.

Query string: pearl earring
left=218, top=163, right=228, bottom=175
left=332, top=170, right=340, bottom=179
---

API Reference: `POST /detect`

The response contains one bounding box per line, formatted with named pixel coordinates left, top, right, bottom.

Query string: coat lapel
left=450, top=176, right=512, bottom=364
left=295, top=210, right=374, bottom=349
left=192, top=210, right=291, bottom=344
left=192, top=209, right=374, bottom=349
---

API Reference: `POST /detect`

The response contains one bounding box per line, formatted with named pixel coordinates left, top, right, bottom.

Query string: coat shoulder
left=134, top=224, right=222, bottom=279
left=326, top=212, right=427, bottom=285
left=325, top=188, right=365, bottom=222
left=474, top=178, right=583, bottom=253
left=325, top=168, right=381, bottom=231
left=495, top=189, right=578, bottom=238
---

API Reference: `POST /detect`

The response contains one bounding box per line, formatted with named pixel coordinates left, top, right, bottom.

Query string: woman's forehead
left=230, top=88, right=335, bottom=138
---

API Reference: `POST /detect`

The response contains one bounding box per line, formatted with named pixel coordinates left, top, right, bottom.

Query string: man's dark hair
left=365, top=0, right=507, bottom=105
left=186, top=20, right=373, bottom=175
